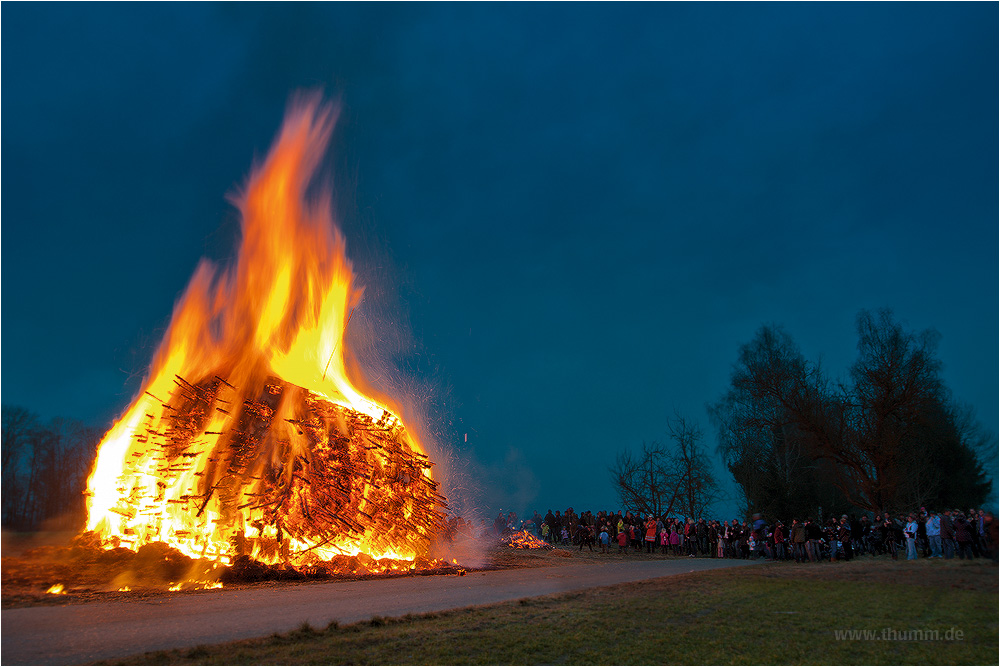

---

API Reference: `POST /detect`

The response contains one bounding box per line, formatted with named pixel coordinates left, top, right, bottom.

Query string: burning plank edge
left=99, top=369, right=447, bottom=568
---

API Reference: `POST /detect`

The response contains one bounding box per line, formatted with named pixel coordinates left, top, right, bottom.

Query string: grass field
left=107, top=557, right=997, bottom=665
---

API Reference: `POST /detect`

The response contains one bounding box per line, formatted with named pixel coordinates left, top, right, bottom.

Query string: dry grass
left=105, top=557, right=997, bottom=666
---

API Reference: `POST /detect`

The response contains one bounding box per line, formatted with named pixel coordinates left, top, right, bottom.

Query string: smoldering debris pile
left=1, top=533, right=219, bottom=606
left=1, top=532, right=466, bottom=608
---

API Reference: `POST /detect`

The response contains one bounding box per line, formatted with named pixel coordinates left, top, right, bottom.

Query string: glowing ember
left=46, top=584, right=66, bottom=595
left=505, top=530, right=551, bottom=549
left=85, top=96, right=446, bottom=568
left=165, top=581, right=222, bottom=592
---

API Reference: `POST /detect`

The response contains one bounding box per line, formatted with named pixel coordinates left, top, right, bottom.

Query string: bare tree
left=2, top=406, right=40, bottom=527
left=610, top=414, right=719, bottom=519
left=712, top=310, right=992, bottom=517
left=31, top=418, right=100, bottom=529
left=824, top=309, right=945, bottom=512
left=610, top=441, right=677, bottom=518
left=668, top=414, right=720, bottom=519
left=2, top=406, right=101, bottom=531
left=710, top=325, right=841, bottom=519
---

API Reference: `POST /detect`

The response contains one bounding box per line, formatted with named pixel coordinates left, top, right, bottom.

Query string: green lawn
left=107, top=558, right=997, bottom=665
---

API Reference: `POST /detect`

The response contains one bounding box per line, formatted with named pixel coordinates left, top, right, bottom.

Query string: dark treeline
left=1, top=406, right=102, bottom=531
left=3, top=309, right=994, bottom=538
left=711, top=308, right=993, bottom=520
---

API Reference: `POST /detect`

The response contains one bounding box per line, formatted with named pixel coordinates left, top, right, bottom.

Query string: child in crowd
left=599, top=526, right=610, bottom=553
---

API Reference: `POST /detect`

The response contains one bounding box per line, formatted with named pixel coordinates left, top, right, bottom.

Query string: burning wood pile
left=99, top=373, right=445, bottom=567
left=83, top=96, right=448, bottom=574
left=505, top=530, right=552, bottom=550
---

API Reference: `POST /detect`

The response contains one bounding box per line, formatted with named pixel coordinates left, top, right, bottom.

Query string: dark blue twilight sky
left=2, top=3, right=997, bottom=518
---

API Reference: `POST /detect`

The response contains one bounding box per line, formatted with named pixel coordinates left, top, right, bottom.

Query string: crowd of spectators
left=487, top=507, right=998, bottom=563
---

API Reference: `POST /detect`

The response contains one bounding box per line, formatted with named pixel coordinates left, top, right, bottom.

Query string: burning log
left=505, top=530, right=553, bottom=550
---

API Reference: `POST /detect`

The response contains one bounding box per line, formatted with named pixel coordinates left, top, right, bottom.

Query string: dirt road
left=2, top=558, right=756, bottom=665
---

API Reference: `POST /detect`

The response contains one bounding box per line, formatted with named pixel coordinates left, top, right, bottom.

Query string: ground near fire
left=2, top=539, right=994, bottom=666
left=105, top=559, right=996, bottom=666
left=1, top=529, right=482, bottom=608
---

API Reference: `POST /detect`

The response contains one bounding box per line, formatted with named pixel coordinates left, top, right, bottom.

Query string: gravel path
left=2, top=558, right=756, bottom=665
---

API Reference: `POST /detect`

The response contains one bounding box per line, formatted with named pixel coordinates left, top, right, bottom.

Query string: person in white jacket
left=904, top=514, right=919, bottom=560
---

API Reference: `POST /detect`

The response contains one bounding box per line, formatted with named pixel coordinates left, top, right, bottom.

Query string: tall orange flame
left=85, top=97, right=443, bottom=565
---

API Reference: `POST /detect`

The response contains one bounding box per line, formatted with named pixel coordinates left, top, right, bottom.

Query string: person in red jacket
left=772, top=521, right=786, bottom=560
left=644, top=516, right=657, bottom=553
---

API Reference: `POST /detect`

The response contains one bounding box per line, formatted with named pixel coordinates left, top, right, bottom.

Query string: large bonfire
left=84, top=97, right=446, bottom=570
